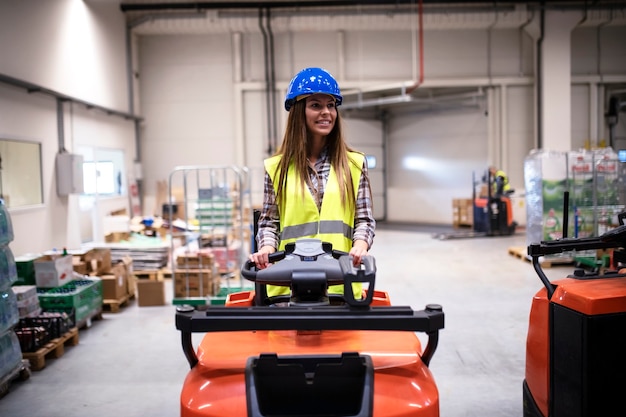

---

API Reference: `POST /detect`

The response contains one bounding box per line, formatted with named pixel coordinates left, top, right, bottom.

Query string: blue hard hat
left=284, top=67, right=342, bottom=111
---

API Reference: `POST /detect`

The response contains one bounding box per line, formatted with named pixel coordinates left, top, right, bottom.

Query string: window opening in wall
left=77, top=147, right=126, bottom=197
left=366, top=155, right=377, bottom=169
left=0, top=137, right=43, bottom=208
left=83, top=161, right=117, bottom=195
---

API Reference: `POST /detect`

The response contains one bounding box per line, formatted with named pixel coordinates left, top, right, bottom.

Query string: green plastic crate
left=173, top=286, right=252, bottom=306
left=39, top=278, right=102, bottom=327
left=38, top=278, right=102, bottom=314
left=208, top=286, right=252, bottom=305
left=14, top=253, right=41, bottom=286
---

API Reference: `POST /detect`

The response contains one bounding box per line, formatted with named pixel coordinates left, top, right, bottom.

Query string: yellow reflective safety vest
left=492, top=169, right=511, bottom=195
left=264, top=152, right=364, bottom=299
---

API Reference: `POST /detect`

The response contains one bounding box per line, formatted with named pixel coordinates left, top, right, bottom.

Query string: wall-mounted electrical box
left=56, top=152, right=84, bottom=196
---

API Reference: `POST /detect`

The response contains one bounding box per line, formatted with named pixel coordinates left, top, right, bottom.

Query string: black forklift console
left=527, top=215, right=626, bottom=299
left=241, top=239, right=376, bottom=307
left=175, top=239, right=445, bottom=370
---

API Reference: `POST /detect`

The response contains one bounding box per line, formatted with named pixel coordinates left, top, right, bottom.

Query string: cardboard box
left=72, top=257, right=88, bottom=275
left=100, top=263, right=127, bottom=300
left=12, top=285, right=38, bottom=301
left=173, top=269, right=220, bottom=298
left=452, top=198, right=474, bottom=228
left=104, top=231, right=131, bottom=243
left=176, top=251, right=215, bottom=269
left=137, top=280, right=165, bottom=307
left=82, top=248, right=112, bottom=276
left=119, top=256, right=135, bottom=297
left=34, top=255, right=74, bottom=288
left=14, top=286, right=42, bottom=318
left=201, top=243, right=240, bottom=273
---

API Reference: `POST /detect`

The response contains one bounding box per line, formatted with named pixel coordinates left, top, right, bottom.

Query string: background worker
left=489, top=166, right=512, bottom=197
left=249, top=67, right=376, bottom=298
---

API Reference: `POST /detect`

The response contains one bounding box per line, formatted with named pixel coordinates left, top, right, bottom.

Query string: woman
left=250, top=67, right=376, bottom=298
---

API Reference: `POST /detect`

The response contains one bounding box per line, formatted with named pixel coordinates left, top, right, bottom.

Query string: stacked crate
left=173, top=251, right=220, bottom=299
left=12, top=285, right=41, bottom=318
left=196, top=192, right=244, bottom=275
left=168, top=167, right=254, bottom=306
left=14, top=311, right=73, bottom=353
left=14, top=253, right=40, bottom=286
left=36, top=278, right=102, bottom=329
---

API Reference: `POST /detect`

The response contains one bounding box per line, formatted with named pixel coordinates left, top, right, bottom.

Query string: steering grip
left=600, top=224, right=626, bottom=243
left=241, top=259, right=258, bottom=281
left=241, top=244, right=377, bottom=306
left=338, top=255, right=377, bottom=306
left=268, top=250, right=286, bottom=263
left=241, top=251, right=286, bottom=282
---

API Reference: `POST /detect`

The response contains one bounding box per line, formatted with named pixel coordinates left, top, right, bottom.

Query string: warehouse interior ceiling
left=118, top=1, right=626, bottom=35
left=115, top=0, right=626, bottom=113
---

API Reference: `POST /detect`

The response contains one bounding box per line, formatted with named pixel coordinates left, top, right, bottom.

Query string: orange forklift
left=473, top=168, right=517, bottom=236
left=435, top=168, right=517, bottom=239
left=176, top=239, right=445, bottom=417
left=524, top=202, right=626, bottom=416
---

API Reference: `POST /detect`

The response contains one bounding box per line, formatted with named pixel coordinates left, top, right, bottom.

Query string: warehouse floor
left=1, top=224, right=574, bottom=417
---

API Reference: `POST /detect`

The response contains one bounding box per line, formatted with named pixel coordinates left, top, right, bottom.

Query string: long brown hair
left=272, top=99, right=361, bottom=210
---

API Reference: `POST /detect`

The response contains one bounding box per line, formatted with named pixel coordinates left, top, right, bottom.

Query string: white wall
left=0, top=0, right=136, bottom=255
left=138, top=34, right=236, bottom=197
left=2, top=3, right=625, bottom=256
left=387, top=106, right=488, bottom=223
left=134, top=9, right=626, bottom=225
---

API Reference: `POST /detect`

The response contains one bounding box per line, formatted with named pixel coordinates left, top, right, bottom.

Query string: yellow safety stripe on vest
left=281, top=220, right=353, bottom=241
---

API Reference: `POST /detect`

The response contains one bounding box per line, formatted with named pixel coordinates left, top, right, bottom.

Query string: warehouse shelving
left=167, top=165, right=253, bottom=306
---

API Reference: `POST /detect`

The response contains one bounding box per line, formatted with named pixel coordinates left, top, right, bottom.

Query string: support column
left=539, top=10, right=580, bottom=151
left=589, top=82, right=598, bottom=148
left=232, top=32, right=245, bottom=167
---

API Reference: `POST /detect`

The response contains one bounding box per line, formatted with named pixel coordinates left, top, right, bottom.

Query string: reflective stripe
left=281, top=222, right=318, bottom=240
left=319, top=220, right=353, bottom=237
left=281, top=220, right=352, bottom=241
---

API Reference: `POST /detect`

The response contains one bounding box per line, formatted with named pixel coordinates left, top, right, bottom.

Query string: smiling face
left=305, top=94, right=337, bottom=140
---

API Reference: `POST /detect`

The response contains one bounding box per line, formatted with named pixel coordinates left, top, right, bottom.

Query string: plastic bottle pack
left=0, top=329, right=22, bottom=380
left=0, top=200, right=14, bottom=246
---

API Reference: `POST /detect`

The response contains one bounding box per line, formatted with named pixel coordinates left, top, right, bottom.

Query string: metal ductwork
left=120, top=1, right=626, bottom=112
left=120, top=1, right=626, bottom=35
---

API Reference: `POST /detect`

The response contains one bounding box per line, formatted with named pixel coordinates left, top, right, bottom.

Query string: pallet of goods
left=100, top=260, right=134, bottom=313
left=37, top=277, right=103, bottom=329
left=14, top=311, right=78, bottom=371
left=19, top=327, right=79, bottom=371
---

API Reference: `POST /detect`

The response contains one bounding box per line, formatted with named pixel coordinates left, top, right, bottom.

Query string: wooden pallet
left=134, top=270, right=164, bottom=281
left=102, top=293, right=133, bottom=313
left=21, top=327, right=79, bottom=371
left=508, top=246, right=573, bottom=268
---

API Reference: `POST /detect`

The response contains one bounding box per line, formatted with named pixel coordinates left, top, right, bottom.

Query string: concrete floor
left=0, top=225, right=573, bottom=417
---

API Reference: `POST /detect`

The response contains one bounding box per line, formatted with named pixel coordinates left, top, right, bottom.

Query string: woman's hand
left=249, top=245, right=276, bottom=270
left=349, top=240, right=369, bottom=267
